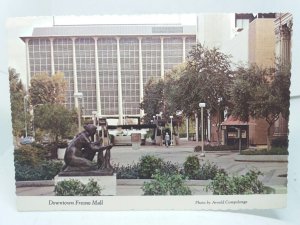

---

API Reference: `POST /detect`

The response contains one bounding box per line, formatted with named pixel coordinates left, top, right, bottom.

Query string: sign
left=98, top=118, right=107, bottom=126
left=242, top=130, right=247, bottom=138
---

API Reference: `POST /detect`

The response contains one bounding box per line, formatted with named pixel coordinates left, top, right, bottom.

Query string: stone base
left=54, top=172, right=116, bottom=196
left=58, top=169, right=114, bottom=176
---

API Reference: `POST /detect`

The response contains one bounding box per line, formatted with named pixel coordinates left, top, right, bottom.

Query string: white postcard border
left=17, top=194, right=287, bottom=211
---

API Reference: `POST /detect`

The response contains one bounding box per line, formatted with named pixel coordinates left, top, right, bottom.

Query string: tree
left=230, top=64, right=290, bottom=149
left=29, top=72, right=66, bottom=106
left=140, top=78, right=165, bottom=124
left=141, top=44, right=233, bottom=143
left=8, top=67, right=28, bottom=137
left=175, top=44, right=233, bottom=143
left=33, top=104, right=77, bottom=142
left=163, top=64, right=186, bottom=118
left=181, top=44, right=232, bottom=114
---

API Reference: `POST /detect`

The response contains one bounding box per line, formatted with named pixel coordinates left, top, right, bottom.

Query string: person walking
left=165, top=132, right=170, bottom=147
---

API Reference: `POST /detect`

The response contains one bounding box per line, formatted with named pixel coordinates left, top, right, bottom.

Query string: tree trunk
left=217, top=126, right=221, bottom=146
left=267, top=125, right=272, bottom=151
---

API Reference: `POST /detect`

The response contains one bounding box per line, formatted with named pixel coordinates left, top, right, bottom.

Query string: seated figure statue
left=62, top=124, right=113, bottom=172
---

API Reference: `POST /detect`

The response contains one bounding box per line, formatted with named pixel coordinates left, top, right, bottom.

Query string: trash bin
left=131, top=133, right=141, bottom=150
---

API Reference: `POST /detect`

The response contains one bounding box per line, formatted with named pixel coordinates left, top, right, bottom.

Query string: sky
left=5, top=14, right=198, bottom=84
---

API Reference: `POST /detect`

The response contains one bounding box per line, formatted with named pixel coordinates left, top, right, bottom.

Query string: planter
left=235, top=154, right=288, bottom=162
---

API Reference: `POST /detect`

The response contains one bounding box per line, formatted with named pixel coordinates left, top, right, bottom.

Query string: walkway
left=16, top=140, right=288, bottom=196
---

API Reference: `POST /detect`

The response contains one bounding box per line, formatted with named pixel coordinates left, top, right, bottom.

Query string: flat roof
left=20, top=24, right=197, bottom=41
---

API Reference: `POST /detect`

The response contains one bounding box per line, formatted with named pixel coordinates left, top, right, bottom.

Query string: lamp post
left=23, top=95, right=29, bottom=137
left=32, top=103, right=44, bottom=138
left=92, top=111, right=97, bottom=126
left=74, top=92, right=83, bottom=132
left=199, top=103, right=206, bottom=157
left=170, top=115, right=173, bottom=146
left=157, top=112, right=163, bottom=146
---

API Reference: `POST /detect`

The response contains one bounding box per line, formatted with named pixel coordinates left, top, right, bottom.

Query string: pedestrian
left=165, top=132, right=170, bottom=147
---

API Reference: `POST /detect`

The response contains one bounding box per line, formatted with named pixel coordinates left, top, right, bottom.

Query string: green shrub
left=114, top=163, right=140, bottom=179
left=138, top=155, right=164, bottom=179
left=182, top=156, right=226, bottom=180
left=271, top=137, right=288, bottom=148
left=39, top=160, right=64, bottom=180
left=241, top=147, right=288, bottom=155
left=15, top=160, right=63, bottom=181
left=179, top=133, right=187, bottom=138
left=142, top=172, right=191, bottom=195
left=206, top=170, right=265, bottom=195
left=198, top=161, right=227, bottom=180
left=269, top=147, right=289, bottom=155
left=183, top=156, right=200, bottom=179
left=14, top=144, right=47, bottom=167
left=14, top=143, right=63, bottom=181
left=167, top=173, right=192, bottom=195
left=54, top=179, right=102, bottom=196
left=114, top=159, right=179, bottom=179
left=160, top=161, right=180, bottom=176
left=44, top=143, right=58, bottom=159
left=113, top=155, right=224, bottom=181
left=194, top=144, right=247, bottom=152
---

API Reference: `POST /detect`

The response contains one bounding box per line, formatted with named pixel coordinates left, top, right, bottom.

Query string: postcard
left=7, top=13, right=291, bottom=211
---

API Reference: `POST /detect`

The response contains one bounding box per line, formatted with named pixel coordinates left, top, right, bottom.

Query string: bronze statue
left=62, top=124, right=113, bottom=172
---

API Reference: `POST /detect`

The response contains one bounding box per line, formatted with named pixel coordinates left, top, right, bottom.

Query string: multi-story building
left=248, top=15, right=277, bottom=145
left=20, top=24, right=196, bottom=124
left=220, top=13, right=279, bottom=146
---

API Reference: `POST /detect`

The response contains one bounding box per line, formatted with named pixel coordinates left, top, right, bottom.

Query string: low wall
left=235, top=155, right=288, bottom=162
left=114, top=136, right=132, bottom=146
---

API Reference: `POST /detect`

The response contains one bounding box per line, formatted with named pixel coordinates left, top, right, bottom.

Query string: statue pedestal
left=55, top=171, right=117, bottom=196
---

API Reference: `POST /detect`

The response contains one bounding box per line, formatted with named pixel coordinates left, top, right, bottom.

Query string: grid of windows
left=28, top=39, right=51, bottom=77
left=75, top=38, right=96, bottom=115
left=26, top=34, right=196, bottom=118
left=164, top=37, right=183, bottom=71
left=53, top=38, right=74, bottom=109
left=185, top=37, right=197, bottom=59
left=97, top=38, right=118, bottom=115
left=141, top=37, right=161, bottom=85
left=120, top=38, right=140, bottom=115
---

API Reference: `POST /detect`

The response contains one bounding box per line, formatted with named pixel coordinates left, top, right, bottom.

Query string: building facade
left=273, top=13, right=293, bottom=137
left=222, top=13, right=284, bottom=145
left=248, top=16, right=276, bottom=145
left=21, top=24, right=196, bottom=124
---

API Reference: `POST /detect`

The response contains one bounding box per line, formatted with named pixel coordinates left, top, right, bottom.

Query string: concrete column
left=93, top=37, right=101, bottom=115
left=138, top=37, right=144, bottom=117
left=116, top=37, right=123, bottom=125
left=25, top=39, right=31, bottom=90
left=160, top=37, right=164, bottom=79
left=182, top=37, right=188, bottom=140
left=49, top=38, right=55, bottom=76
left=182, top=36, right=186, bottom=62
left=280, top=25, right=291, bottom=66
left=71, top=37, right=79, bottom=108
